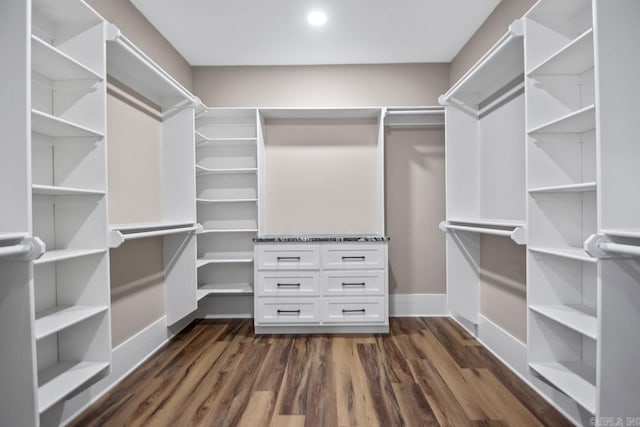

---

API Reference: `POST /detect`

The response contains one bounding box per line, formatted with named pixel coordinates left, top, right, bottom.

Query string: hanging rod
left=386, top=110, right=443, bottom=116
left=439, top=221, right=526, bottom=245
left=585, top=234, right=640, bottom=258
left=106, top=25, right=197, bottom=113
left=0, top=237, right=46, bottom=261
left=109, top=224, right=203, bottom=248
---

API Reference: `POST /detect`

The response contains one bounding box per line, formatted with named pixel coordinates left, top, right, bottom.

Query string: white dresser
left=253, top=236, right=389, bottom=334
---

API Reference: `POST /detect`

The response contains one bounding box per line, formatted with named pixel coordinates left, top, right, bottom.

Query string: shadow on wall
left=385, top=126, right=446, bottom=295
left=110, top=237, right=165, bottom=347
left=479, top=235, right=527, bottom=342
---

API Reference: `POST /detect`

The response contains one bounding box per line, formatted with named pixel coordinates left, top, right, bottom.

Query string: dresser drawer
left=321, top=297, right=386, bottom=323
left=321, top=244, right=386, bottom=270
left=256, top=298, right=320, bottom=324
left=321, top=270, right=385, bottom=296
left=257, top=271, right=320, bottom=296
left=256, top=245, right=320, bottom=270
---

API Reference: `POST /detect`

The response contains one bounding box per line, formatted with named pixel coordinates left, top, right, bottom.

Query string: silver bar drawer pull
left=277, top=283, right=301, bottom=287
left=342, top=309, right=366, bottom=313
left=277, top=256, right=301, bottom=261
left=342, top=256, right=365, bottom=261
left=342, top=282, right=366, bottom=287
left=277, top=309, right=301, bottom=314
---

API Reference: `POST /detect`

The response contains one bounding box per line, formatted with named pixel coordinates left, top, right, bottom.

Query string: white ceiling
left=130, top=0, right=501, bottom=66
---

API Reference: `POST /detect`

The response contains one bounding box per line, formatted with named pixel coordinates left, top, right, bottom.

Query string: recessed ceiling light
left=307, top=10, right=327, bottom=26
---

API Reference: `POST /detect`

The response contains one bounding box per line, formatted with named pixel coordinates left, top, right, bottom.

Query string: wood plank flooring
left=70, top=318, right=571, bottom=426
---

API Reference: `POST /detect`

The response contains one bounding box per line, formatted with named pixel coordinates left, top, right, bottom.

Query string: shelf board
left=32, top=110, right=104, bottom=139
left=31, top=35, right=103, bottom=81
left=35, top=305, right=108, bottom=340
left=197, top=253, right=254, bottom=268
left=529, top=362, right=596, bottom=414
left=32, top=184, right=105, bottom=196
left=196, top=108, right=257, bottom=121
left=601, top=228, right=640, bottom=239
left=441, top=23, right=523, bottom=106
left=260, top=108, right=381, bottom=120
left=529, top=305, right=597, bottom=340
left=200, top=228, right=258, bottom=234
left=195, top=134, right=257, bottom=147
left=34, top=249, right=106, bottom=265
left=196, top=198, right=258, bottom=204
left=447, top=217, right=526, bottom=228
left=0, top=232, right=29, bottom=243
left=107, top=32, right=193, bottom=111
left=528, top=182, right=596, bottom=194
left=529, top=246, right=597, bottom=263
left=197, top=283, right=254, bottom=300
left=196, top=165, right=258, bottom=175
left=38, top=361, right=109, bottom=413
left=109, top=220, right=194, bottom=232
left=528, top=29, right=594, bottom=76
left=528, top=105, right=595, bottom=135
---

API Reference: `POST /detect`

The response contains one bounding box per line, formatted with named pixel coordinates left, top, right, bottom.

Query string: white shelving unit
left=439, top=20, right=527, bottom=325
left=195, top=108, right=259, bottom=300
left=0, top=0, right=116, bottom=424
left=522, top=1, right=640, bottom=423
left=105, top=25, right=198, bottom=326
left=0, top=6, right=39, bottom=426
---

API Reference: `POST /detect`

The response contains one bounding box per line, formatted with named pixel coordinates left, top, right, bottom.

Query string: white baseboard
left=463, top=314, right=588, bottom=426
left=49, top=314, right=194, bottom=427
left=390, top=293, right=448, bottom=317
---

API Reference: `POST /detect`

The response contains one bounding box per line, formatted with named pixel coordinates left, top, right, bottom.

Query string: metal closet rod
left=439, top=221, right=527, bottom=245
left=598, top=241, right=640, bottom=257
left=0, top=237, right=46, bottom=261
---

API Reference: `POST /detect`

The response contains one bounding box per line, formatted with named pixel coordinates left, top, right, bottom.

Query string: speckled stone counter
left=253, top=235, right=390, bottom=243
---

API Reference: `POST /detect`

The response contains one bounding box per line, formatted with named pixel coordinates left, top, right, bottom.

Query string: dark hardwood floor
left=70, top=317, right=571, bottom=426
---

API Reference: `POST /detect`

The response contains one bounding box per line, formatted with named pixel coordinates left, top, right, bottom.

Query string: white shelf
left=196, top=198, right=258, bottom=204
left=529, top=246, right=597, bottom=263
left=106, top=27, right=193, bottom=111
left=32, top=184, right=105, bottom=196
left=447, top=217, right=526, bottom=228
left=109, top=220, right=195, bottom=232
left=260, top=108, right=381, bottom=120
left=196, top=253, right=254, bottom=268
left=195, top=133, right=257, bottom=147
left=34, top=249, right=106, bottom=265
left=528, top=29, right=594, bottom=76
left=197, top=283, right=254, bottom=300
left=528, top=182, right=596, bottom=194
left=38, top=361, right=109, bottom=413
left=529, top=305, right=597, bottom=340
left=601, top=228, right=640, bottom=239
left=0, top=232, right=29, bottom=242
left=35, top=305, right=108, bottom=340
left=529, top=362, right=596, bottom=414
left=31, top=35, right=103, bottom=81
left=528, top=105, right=595, bottom=135
left=196, top=108, right=257, bottom=121
left=200, top=228, right=258, bottom=234
left=32, top=110, right=104, bottom=139
left=440, top=21, right=523, bottom=106
left=196, top=165, right=257, bottom=175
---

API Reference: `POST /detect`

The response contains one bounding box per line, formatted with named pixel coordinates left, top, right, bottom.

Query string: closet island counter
left=253, top=237, right=389, bottom=333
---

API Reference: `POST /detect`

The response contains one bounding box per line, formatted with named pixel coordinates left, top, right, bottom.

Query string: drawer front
left=256, top=298, right=320, bottom=324
left=321, top=270, right=385, bottom=296
left=257, top=271, right=320, bottom=296
left=256, top=245, right=320, bottom=270
left=321, top=244, right=386, bottom=270
left=321, top=298, right=386, bottom=324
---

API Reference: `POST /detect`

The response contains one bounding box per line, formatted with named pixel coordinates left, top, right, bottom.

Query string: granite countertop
left=253, top=234, right=390, bottom=242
